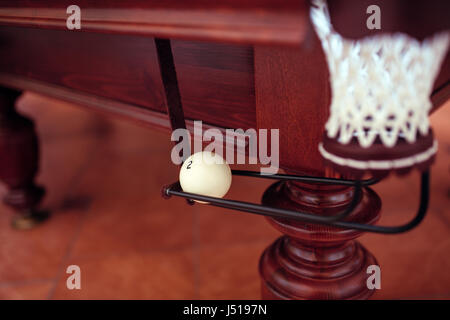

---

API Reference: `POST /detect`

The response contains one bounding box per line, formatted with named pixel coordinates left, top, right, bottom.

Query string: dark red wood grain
left=0, top=72, right=249, bottom=145
left=172, top=40, right=256, bottom=129
left=0, top=27, right=256, bottom=130
left=254, top=24, right=381, bottom=299
left=0, top=26, right=167, bottom=113
left=254, top=23, right=331, bottom=175
left=0, top=0, right=309, bottom=46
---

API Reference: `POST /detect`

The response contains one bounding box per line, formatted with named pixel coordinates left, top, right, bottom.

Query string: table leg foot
left=259, top=180, right=381, bottom=300
left=0, top=87, right=47, bottom=229
left=11, top=208, right=49, bottom=230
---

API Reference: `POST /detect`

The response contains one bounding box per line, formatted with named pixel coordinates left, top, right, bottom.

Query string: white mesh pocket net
left=311, top=0, right=449, bottom=171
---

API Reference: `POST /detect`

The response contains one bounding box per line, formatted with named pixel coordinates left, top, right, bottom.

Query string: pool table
left=0, top=0, right=448, bottom=300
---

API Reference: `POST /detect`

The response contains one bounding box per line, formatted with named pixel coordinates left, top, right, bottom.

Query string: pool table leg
left=0, top=87, right=47, bottom=229
left=259, top=180, right=381, bottom=300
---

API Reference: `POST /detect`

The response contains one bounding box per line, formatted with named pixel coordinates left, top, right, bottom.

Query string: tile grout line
left=46, top=211, right=89, bottom=299
left=45, top=135, right=105, bottom=300
left=19, top=237, right=273, bottom=265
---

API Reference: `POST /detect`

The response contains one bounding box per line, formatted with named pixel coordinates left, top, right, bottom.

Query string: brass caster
left=11, top=210, right=50, bottom=230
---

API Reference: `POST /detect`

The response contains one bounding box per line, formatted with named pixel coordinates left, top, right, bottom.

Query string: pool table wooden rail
left=0, top=0, right=309, bottom=46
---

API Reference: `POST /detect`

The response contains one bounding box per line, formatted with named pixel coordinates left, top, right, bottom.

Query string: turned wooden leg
left=259, top=180, right=381, bottom=300
left=0, top=87, right=47, bottom=229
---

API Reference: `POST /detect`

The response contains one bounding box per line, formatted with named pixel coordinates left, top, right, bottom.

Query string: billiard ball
left=179, top=151, right=232, bottom=200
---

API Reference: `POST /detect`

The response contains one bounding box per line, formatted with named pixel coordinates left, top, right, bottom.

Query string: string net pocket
left=310, top=0, right=449, bottom=174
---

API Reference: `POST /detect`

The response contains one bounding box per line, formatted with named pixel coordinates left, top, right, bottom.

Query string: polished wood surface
left=172, top=40, right=255, bottom=129
left=0, top=26, right=256, bottom=130
left=0, top=0, right=308, bottom=46
left=0, top=26, right=166, bottom=113
left=255, top=23, right=330, bottom=175
left=254, top=24, right=383, bottom=298
left=260, top=181, right=381, bottom=299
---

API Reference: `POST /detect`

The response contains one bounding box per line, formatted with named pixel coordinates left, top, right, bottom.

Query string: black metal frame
left=162, top=170, right=430, bottom=234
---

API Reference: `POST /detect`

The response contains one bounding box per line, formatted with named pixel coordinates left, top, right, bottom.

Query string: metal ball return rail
left=162, top=170, right=430, bottom=234
left=156, top=37, right=430, bottom=236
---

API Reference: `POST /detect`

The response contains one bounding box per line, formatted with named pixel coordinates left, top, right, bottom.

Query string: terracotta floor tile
left=0, top=134, right=95, bottom=283
left=360, top=206, right=450, bottom=299
left=93, top=117, right=174, bottom=155
left=51, top=250, right=195, bottom=299
left=17, top=92, right=107, bottom=141
left=0, top=281, right=54, bottom=300
left=1, top=93, right=449, bottom=300
left=196, top=172, right=280, bottom=246
left=0, top=96, right=102, bottom=283
left=0, top=207, right=80, bottom=283
left=69, top=201, right=195, bottom=259
left=196, top=207, right=280, bottom=247
left=197, top=242, right=267, bottom=300
left=68, top=139, right=194, bottom=258
left=37, top=136, right=100, bottom=211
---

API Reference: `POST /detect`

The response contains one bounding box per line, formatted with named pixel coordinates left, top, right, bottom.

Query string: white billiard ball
left=179, top=151, right=232, bottom=200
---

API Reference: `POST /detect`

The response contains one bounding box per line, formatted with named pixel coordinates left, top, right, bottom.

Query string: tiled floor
left=0, top=92, right=449, bottom=299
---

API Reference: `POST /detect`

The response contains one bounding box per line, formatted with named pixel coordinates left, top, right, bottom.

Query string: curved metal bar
left=231, top=170, right=381, bottom=186
left=329, top=171, right=429, bottom=234
left=165, top=182, right=361, bottom=224
left=162, top=171, right=429, bottom=234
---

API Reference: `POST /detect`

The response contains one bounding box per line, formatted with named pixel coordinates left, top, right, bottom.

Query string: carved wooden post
left=0, top=87, right=47, bottom=229
left=254, top=27, right=382, bottom=299
left=259, top=180, right=381, bottom=299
